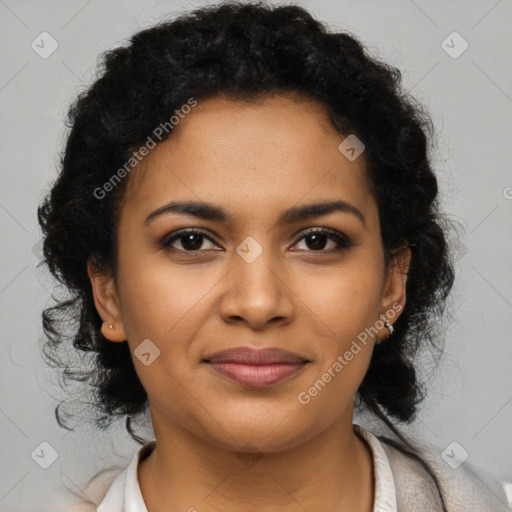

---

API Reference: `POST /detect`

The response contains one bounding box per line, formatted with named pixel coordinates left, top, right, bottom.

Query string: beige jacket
left=379, top=435, right=512, bottom=511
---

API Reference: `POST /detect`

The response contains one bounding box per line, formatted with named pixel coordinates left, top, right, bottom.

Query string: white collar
left=353, top=423, right=398, bottom=512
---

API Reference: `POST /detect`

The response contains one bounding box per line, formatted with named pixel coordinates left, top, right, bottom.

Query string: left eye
left=293, top=228, right=352, bottom=252
left=160, top=228, right=352, bottom=253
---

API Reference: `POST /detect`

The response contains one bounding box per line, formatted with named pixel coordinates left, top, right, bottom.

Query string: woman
left=38, top=2, right=511, bottom=511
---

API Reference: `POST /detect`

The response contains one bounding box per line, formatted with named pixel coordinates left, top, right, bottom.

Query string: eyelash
left=160, top=227, right=353, bottom=254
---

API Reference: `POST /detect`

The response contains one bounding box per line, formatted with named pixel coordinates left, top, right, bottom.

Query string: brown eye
left=292, top=228, right=353, bottom=252
left=161, top=229, right=219, bottom=252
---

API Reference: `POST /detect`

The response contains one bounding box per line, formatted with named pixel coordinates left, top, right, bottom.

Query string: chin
left=196, top=409, right=315, bottom=453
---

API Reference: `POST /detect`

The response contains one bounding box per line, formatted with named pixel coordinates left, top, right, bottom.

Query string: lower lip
left=206, top=362, right=308, bottom=388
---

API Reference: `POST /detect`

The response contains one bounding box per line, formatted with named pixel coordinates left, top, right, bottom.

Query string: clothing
left=55, top=424, right=512, bottom=512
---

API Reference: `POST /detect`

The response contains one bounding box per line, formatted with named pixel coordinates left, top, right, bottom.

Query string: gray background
left=1, top=0, right=511, bottom=510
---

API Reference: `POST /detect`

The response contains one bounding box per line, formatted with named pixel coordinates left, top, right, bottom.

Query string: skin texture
left=87, top=93, right=411, bottom=512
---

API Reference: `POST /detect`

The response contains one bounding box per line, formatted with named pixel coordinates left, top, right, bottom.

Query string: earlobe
left=100, top=322, right=126, bottom=343
left=87, top=260, right=127, bottom=342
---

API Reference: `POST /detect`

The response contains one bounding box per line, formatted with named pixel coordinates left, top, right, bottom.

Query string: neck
left=138, top=410, right=374, bottom=512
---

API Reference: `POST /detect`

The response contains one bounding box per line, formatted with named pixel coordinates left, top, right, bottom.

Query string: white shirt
left=55, top=424, right=511, bottom=512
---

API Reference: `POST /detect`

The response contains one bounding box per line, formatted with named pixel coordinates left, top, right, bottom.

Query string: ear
left=379, top=243, right=412, bottom=328
left=87, top=259, right=127, bottom=342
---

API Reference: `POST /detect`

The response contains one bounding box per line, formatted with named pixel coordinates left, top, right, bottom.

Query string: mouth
left=202, top=346, right=310, bottom=388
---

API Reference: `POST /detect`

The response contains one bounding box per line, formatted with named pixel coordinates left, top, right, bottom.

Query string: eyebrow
left=143, top=199, right=366, bottom=228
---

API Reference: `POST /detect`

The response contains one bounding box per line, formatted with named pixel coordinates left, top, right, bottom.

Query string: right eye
left=160, top=228, right=221, bottom=252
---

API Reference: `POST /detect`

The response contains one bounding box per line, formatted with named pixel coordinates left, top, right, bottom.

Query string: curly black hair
left=37, top=1, right=456, bottom=508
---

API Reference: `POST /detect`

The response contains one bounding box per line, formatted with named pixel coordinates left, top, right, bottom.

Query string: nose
left=218, top=248, right=295, bottom=330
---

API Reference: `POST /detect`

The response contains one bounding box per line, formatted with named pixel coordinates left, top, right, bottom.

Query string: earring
left=108, top=324, right=114, bottom=330
left=375, top=319, right=394, bottom=344
left=385, top=320, right=394, bottom=337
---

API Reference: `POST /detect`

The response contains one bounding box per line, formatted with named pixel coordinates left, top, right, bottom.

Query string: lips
left=203, top=347, right=310, bottom=388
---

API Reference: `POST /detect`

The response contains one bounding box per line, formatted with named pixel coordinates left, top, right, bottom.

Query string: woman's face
left=89, top=93, right=409, bottom=452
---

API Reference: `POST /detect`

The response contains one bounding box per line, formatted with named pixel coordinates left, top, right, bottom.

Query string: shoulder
left=378, top=434, right=512, bottom=512
left=46, top=467, right=124, bottom=512
left=48, top=441, right=156, bottom=511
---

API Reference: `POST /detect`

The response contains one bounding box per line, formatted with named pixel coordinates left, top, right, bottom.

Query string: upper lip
left=203, top=347, right=310, bottom=365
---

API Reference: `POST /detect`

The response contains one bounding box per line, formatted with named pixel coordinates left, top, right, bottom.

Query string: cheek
left=115, top=257, right=211, bottom=409
left=117, top=250, right=218, bottom=342
left=294, top=256, right=382, bottom=392
left=295, top=256, right=383, bottom=339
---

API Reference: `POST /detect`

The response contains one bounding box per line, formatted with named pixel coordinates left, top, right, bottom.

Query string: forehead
left=120, top=93, right=376, bottom=228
